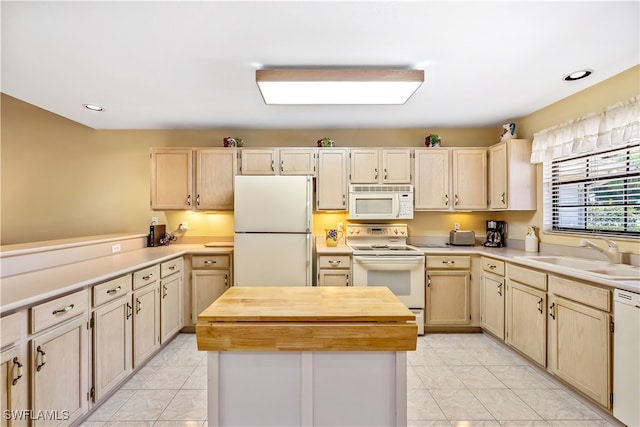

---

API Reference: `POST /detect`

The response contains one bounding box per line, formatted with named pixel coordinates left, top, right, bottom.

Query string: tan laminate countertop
left=196, top=286, right=418, bottom=352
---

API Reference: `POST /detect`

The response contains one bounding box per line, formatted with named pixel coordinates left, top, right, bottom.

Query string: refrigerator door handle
left=306, top=176, right=312, bottom=232
left=306, top=233, right=311, bottom=286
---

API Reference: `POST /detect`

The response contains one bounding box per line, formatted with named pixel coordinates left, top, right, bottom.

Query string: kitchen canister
left=525, top=225, right=539, bottom=253
left=325, top=228, right=343, bottom=247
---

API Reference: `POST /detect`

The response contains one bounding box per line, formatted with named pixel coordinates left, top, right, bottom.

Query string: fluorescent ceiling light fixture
left=256, top=69, right=424, bottom=105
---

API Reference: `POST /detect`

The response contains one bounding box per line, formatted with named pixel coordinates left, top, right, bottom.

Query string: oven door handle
left=354, top=256, right=425, bottom=265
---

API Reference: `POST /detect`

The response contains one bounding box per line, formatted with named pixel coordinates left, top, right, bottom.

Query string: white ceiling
left=1, top=1, right=638, bottom=130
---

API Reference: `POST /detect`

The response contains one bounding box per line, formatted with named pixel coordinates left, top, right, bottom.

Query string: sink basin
left=515, top=256, right=640, bottom=281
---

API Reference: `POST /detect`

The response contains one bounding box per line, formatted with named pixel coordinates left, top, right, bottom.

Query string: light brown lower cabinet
left=425, top=270, right=470, bottom=326
left=481, top=271, right=505, bottom=339
left=132, top=283, right=160, bottom=368
left=548, top=293, right=612, bottom=409
left=30, top=316, right=89, bottom=426
left=160, top=272, right=184, bottom=344
left=1, top=342, right=28, bottom=427
left=92, top=295, right=132, bottom=402
left=506, top=280, right=547, bottom=366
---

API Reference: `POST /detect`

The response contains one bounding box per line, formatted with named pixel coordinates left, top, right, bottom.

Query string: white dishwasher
left=613, top=288, right=640, bottom=427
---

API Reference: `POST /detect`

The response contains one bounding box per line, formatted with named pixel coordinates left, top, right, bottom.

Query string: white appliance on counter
left=348, top=185, right=413, bottom=220
left=347, top=224, right=425, bottom=334
left=613, top=288, right=640, bottom=427
left=234, top=175, right=313, bottom=287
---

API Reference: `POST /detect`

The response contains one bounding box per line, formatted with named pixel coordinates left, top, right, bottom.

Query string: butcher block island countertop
left=196, top=286, right=418, bottom=352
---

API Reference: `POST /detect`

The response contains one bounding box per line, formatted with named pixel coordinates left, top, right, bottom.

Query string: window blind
left=543, top=143, right=640, bottom=236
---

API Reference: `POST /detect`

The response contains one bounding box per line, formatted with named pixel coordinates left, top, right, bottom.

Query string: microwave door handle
left=393, top=196, right=400, bottom=218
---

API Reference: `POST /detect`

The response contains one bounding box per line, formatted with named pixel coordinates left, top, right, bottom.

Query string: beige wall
left=2, top=65, right=639, bottom=253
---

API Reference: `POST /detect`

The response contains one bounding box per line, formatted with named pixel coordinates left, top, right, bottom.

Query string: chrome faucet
left=579, top=238, right=621, bottom=264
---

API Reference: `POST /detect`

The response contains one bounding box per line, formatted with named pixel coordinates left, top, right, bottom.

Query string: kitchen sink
left=515, top=256, right=640, bottom=280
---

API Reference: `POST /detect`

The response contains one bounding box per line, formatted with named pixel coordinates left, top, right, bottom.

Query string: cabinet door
left=192, top=270, right=229, bottom=323
left=549, top=296, right=611, bottom=409
left=160, top=274, right=184, bottom=344
left=196, top=149, right=237, bottom=210
left=93, top=296, right=132, bottom=402
left=1, top=345, right=28, bottom=427
left=480, top=273, right=505, bottom=339
left=318, top=270, right=350, bottom=286
left=426, top=271, right=470, bottom=325
left=414, top=149, right=450, bottom=210
left=150, top=148, right=193, bottom=210
left=132, top=284, right=160, bottom=368
left=31, top=317, right=88, bottom=426
left=349, top=149, right=379, bottom=183
left=452, top=148, right=487, bottom=210
left=381, top=149, right=411, bottom=184
left=240, top=149, right=277, bottom=175
left=506, top=280, right=546, bottom=365
left=279, top=149, right=316, bottom=176
left=488, top=143, right=508, bottom=209
left=317, top=149, right=348, bottom=210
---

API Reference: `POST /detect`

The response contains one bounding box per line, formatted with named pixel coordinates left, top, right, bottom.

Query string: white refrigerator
left=234, top=175, right=313, bottom=287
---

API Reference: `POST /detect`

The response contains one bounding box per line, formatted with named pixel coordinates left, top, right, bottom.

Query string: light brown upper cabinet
left=317, top=148, right=348, bottom=211
left=488, top=139, right=536, bottom=210
left=150, top=148, right=237, bottom=210
left=239, top=148, right=316, bottom=176
left=414, top=148, right=487, bottom=210
left=349, top=148, right=411, bottom=184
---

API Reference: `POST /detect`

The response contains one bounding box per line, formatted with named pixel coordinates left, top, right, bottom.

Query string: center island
left=196, top=286, right=417, bottom=426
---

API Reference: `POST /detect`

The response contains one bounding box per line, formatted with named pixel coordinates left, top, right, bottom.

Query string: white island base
left=206, top=350, right=407, bottom=426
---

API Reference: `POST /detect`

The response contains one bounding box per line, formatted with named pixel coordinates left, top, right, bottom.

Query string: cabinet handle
left=427, top=274, right=431, bottom=287
left=346, top=273, right=350, bottom=286
left=487, top=264, right=496, bottom=270
left=204, top=260, right=217, bottom=265
left=106, top=286, right=122, bottom=295
left=500, top=192, right=506, bottom=204
left=143, top=273, right=153, bottom=280
left=549, top=302, right=556, bottom=319
left=454, top=194, right=459, bottom=206
left=136, top=297, right=142, bottom=314
left=498, top=283, right=503, bottom=296
left=271, top=160, right=275, bottom=171
left=196, top=194, right=201, bottom=206
left=162, top=285, right=168, bottom=299
left=342, top=194, right=346, bottom=206
left=384, top=168, right=388, bottom=180
left=12, top=357, right=23, bottom=386
left=280, top=160, right=284, bottom=172
left=537, top=298, right=544, bottom=314
left=444, top=194, right=449, bottom=206
left=126, top=303, right=132, bottom=320
left=328, top=260, right=341, bottom=266
left=36, top=346, right=46, bottom=372
left=187, top=194, right=191, bottom=206
left=224, top=274, right=229, bottom=288
left=374, top=168, right=378, bottom=180
left=169, top=265, right=177, bottom=271
left=442, top=260, right=455, bottom=265
left=52, top=304, right=74, bottom=315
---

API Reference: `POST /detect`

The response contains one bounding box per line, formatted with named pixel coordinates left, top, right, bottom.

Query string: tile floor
left=79, top=332, right=621, bottom=427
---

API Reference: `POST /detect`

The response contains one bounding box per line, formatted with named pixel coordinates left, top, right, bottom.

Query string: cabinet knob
left=204, top=260, right=217, bottom=265
left=442, top=260, right=455, bottom=265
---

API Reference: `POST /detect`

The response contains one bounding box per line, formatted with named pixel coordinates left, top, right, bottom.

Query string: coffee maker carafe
left=484, top=220, right=507, bottom=247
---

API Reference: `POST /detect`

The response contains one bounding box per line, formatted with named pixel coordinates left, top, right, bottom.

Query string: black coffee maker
left=484, top=220, right=507, bottom=247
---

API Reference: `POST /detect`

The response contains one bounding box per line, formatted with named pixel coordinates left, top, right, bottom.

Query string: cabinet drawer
left=30, top=289, right=88, bottom=334
left=549, top=275, right=610, bottom=312
left=507, top=264, right=547, bottom=291
left=1, top=312, right=23, bottom=348
left=481, top=257, right=505, bottom=276
left=318, top=255, right=351, bottom=269
left=426, top=255, right=470, bottom=269
left=93, top=275, right=132, bottom=307
left=133, top=265, right=160, bottom=289
left=161, top=257, right=184, bottom=278
left=192, top=255, right=229, bottom=269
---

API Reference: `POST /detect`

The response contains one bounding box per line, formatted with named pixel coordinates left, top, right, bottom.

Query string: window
left=544, top=143, right=640, bottom=237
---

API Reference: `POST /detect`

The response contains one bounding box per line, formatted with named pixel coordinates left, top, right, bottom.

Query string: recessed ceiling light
left=564, top=69, right=593, bottom=81
left=83, top=103, right=104, bottom=111
left=256, top=69, right=424, bottom=105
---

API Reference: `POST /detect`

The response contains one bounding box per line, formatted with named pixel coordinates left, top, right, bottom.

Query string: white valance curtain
left=531, top=95, right=640, bottom=163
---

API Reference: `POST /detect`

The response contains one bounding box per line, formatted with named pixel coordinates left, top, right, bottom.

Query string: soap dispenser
left=525, top=225, right=539, bottom=253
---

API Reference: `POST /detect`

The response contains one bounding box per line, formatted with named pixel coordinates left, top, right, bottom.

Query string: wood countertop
left=196, top=287, right=418, bottom=352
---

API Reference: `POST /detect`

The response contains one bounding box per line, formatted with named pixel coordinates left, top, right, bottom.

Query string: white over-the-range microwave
left=348, top=185, right=414, bottom=220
